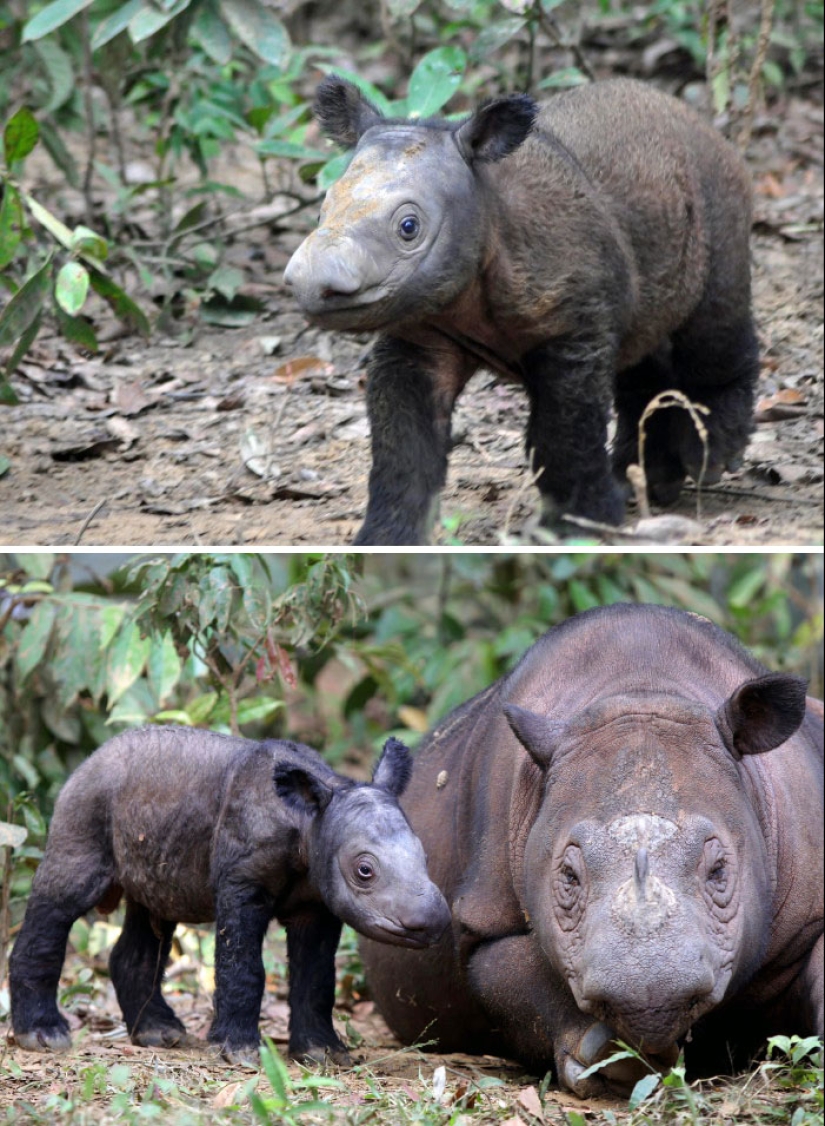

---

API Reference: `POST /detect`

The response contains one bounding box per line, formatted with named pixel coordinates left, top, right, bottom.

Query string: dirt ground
left=0, top=931, right=643, bottom=1123
left=1, top=96, right=822, bottom=548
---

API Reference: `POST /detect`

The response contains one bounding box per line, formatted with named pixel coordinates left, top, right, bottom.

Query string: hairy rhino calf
left=10, top=728, right=449, bottom=1064
left=360, top=604, right=824, bottom=1095
left=285, top=77, right=757, bottom=544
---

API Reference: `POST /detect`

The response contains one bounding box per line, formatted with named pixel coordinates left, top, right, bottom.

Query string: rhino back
left=494, top=80, right=750, bottom=366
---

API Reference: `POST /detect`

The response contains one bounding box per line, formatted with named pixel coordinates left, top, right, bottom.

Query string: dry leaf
left=212, top=1081, right=242, bottom=1108
left=271, top=356, right=334, bottom=385
left=518, top=1085, right=544, bottom=1120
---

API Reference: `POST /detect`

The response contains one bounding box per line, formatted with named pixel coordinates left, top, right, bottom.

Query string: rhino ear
left=504, top=704, right=566, bottom=770
left=372, top=737, right=412, bottom=797
left=716, top=674, right=808, bottom=758
left=455, top=94, right=537, bottom=165
left=313, top=75, right=383, bottom=148
left=274, top=765, right=334, bottom=816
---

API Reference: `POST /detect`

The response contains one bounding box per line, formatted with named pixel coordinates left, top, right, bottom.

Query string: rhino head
left=275, top=737, right=450, bottom=947
left=505, top=673, right=808, bottom=1056
left=284, top=75, right=536, bottom=331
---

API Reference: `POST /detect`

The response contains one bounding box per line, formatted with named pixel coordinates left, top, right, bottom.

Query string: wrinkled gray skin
left=285, top=78, right=756, bottom=544
left=360, top=604, right=824, bottom=1096
left=10, top=728, right=449, bottom=1064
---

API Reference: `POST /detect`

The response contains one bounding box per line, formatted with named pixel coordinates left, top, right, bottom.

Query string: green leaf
left=537, top=67, right=590, bottom=89
left=317, top=151, right=352, bottom=191
left=22, top=191, right=74, bottom=248
left=16, top=553, right=55, bottom=580
left=629, top=1072, right=661, bottom=1109
left=37, top=119, right=80, bottom=188
left=71, top=225, right=108, bottom=261
left=90, top=0, right=142, bottom=49
left=208, top=264, right=244, bottom=302
left=33, top=37, right=75, bottom=115
left=0, top=456, right=10, bottom=477
left=15, top=600, right=57, bottom=682
left=55, top=260, right=90, bottom=315
left=0, top=257, right=51, bottom=351
left=55, top=306, right=99, bottom=351
left=192, top=0, right=232, bottom=65
left=235, top=697, right=284, bottom=725
left=0, top=184, right=24, bottom=271
left=185, top=691, right=218, bottom=725
left=106, top=620, right=151, bottom=705
left=259, top=1038, right=289, bottom=1103
left=88, top=267, right=150, bottom=336
left=385, top=0, right=421, bottom=13
left=22, top=0, right=95, bottom=41
left=728, top=567, right=766, bottom=609
left=576, top=1048, right=639, bottom=1081
left=406, top=46, right=466, bottom=119
left=2, top=309, right=42, bottom=389
left=469, top=17, right=526, bottom=63
left=129, top=0, right=192, bottom=43
left=147, top=631, right=182, bottom=704
left=4, top=107, right=39, bottom=164
left=219, top=0, right=290, bottom=66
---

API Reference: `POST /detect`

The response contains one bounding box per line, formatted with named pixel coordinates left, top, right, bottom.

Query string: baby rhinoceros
left=285, top=77, right=757, bottom=544
left=9, top=727, right=449, bottom=1065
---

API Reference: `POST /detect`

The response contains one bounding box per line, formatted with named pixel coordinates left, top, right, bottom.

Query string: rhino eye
left=355, top=857, right=376, bottom=884
left=398, top=215, right=420, bottom=241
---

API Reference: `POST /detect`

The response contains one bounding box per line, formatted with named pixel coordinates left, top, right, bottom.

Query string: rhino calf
left=285, top=77, right=757, bottom=544
left=9, top=728, right=449, bottom=1064
left=360, top=605, right=823, bottom=1095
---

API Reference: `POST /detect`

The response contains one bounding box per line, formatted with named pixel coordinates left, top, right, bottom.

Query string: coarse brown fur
left=286, top=78, right=757, bottom=544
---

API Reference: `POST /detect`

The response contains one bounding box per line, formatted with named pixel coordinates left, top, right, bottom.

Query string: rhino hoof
left=133, top=1024, right=196, bottom=1049
left=220, top=1044, right=261, bottom=1068
left=15, top=1026, right=72, bottom=1053
left=293, top=1042, right=354, bottom=1068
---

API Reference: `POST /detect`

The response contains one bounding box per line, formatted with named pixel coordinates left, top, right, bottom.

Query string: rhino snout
left=577, top=950, right=717, bottom=1053
left=371, top=887, right=451, bottom=948
left=284, top=235, right=379, bottom=315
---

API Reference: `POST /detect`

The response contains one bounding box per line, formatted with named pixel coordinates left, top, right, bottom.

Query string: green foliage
left=0, top=107, right=149, bottom=405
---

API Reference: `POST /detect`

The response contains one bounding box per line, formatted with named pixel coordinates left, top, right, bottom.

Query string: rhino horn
left=716, top=673, right=808, bottom=758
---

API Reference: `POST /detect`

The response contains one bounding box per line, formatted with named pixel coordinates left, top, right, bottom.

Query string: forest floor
left=1, top=930, right=821, bottom=1125
left=0, top=91, right=822, bottom=547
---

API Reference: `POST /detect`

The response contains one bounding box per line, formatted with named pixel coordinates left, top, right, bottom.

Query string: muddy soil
left=1, top=95, right=822, bottom=548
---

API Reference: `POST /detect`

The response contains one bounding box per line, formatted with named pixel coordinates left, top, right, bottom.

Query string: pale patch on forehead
left=608, top=813, right=678, bottom=850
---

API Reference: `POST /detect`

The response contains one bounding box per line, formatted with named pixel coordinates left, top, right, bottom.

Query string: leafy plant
left=0, top=107, right=149, bottom=403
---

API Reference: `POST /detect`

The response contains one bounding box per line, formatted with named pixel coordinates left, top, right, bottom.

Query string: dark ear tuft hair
left=372, top=737, right=413, bottom=797
left=455, top=94, right=537, bottom=165
left=274, top=764, right=334, bottom=816
left=716, top=674, right=809, bottom=757
left=313, top=75, right=384, bottom=148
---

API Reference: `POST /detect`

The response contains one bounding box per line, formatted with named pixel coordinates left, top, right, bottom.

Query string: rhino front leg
left=209, top=882, right=273, bottom=1064
left=521, top=337, right=625, bottom=529
left=355, top=335, right=474, bottom=546
left=468, top=933, right=663, bottom=1097
left=285, top=907, right=350, bottom=1065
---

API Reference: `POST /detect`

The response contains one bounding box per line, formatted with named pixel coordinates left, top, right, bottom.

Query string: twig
left=637, top=390, right=710, bottom=520
left=537, top=8, right=596, bottom=81
left=74, top=498, right=108, bottom=545
left=738, top=0, right=777, bottom=150
left=80, top=7, right=97, bottom=226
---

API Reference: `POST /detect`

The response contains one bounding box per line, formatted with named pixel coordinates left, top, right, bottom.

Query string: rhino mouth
left=591, top=998, right=712, bottom=1055
left=359, top=915, right=449, bottom=949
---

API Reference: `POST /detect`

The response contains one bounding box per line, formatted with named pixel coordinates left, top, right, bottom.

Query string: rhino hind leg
left=110, top=899, right=188, bottom=1047
left=10, top=864, right=115, bottom=1051
left=669, top=313, right=759, bottom=488
left=612, top=348, right=688, bottom=508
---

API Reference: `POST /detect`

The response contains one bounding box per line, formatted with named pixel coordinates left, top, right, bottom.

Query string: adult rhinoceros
left=360, top=604, right=824, bottom=1096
